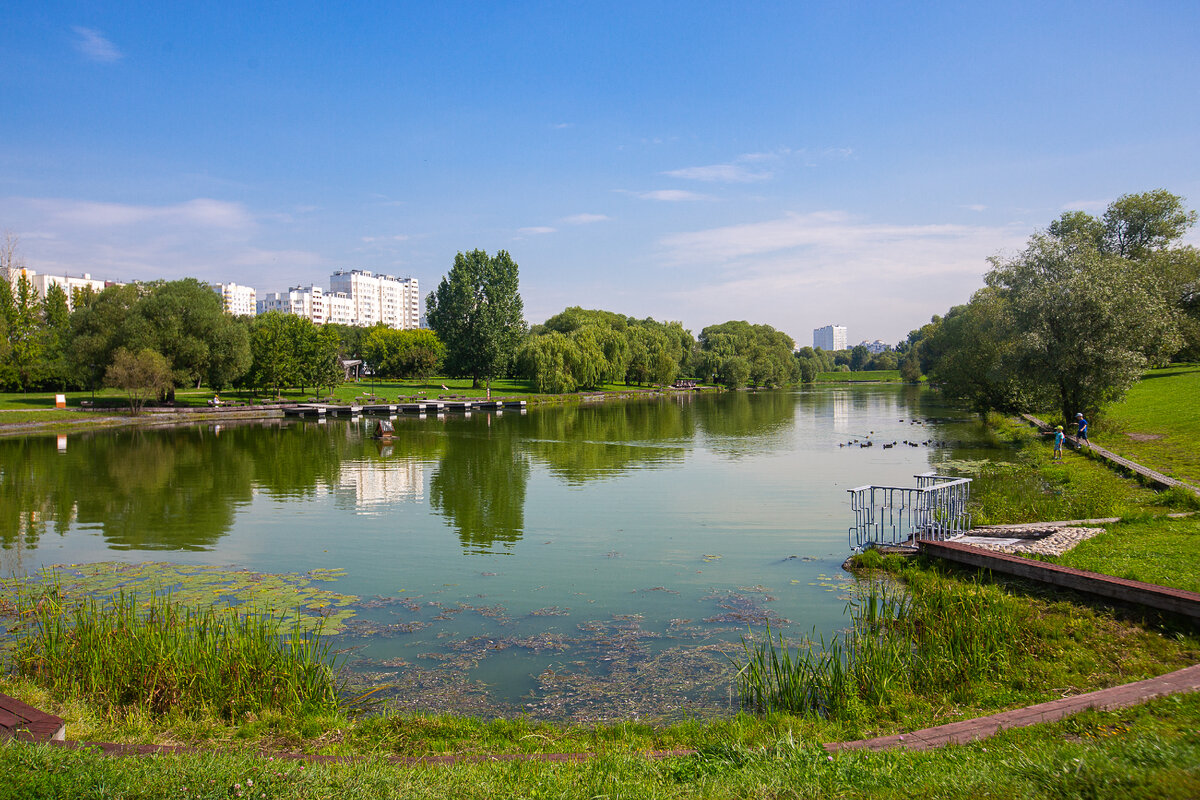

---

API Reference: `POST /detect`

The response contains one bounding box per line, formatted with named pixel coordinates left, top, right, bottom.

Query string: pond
left=1, top=385, right=992, bottom=721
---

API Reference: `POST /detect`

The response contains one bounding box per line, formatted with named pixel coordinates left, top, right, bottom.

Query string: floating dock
left=283, top=399, right=525, bottom=418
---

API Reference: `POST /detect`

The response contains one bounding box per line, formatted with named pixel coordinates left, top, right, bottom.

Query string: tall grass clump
left=736, top=571, right=1035, bottom=719
left=9, top=588, right=342, bottom=719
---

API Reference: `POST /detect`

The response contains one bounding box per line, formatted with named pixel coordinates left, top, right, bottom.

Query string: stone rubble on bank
left=957, top=525, right=1105, bottom=557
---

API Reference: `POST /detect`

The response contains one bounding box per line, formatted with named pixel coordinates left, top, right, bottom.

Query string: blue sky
left=3, top=2, right=1199, bottom=346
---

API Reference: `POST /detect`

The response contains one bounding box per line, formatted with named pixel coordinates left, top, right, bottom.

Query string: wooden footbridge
left=282, top=399, right=527, bottom=418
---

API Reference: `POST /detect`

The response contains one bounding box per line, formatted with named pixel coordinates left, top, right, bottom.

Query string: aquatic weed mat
left=1, top=562, right=358, bottom=633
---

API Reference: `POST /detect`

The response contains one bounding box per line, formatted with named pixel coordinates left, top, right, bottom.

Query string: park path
left=1020, top=413, right=1200, bottom=495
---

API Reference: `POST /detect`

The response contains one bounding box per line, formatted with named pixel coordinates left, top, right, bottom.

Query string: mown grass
left=952, top=417, right=1178, bottom=525
left=814, top=370, right=903, bottom=383
left=8, top=589, right=343, bottom=720
left=2, top=694, right=1198, bottom=799
left=0, top=378, right=677, bottom=413
left=1052, top=516, right=1200, bottom=593
left=1089, top=363, right=1200, bottom=486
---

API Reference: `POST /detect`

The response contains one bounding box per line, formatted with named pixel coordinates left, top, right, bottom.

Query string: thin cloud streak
left=662, top=164, right=772, bottom=183
left=31, top=197, right=253, bottom=229
left=72, top=26, right=123, bottom=63
left=560, top=213, right=610, bottom=224
left=632, top=189, right=712, bottom=202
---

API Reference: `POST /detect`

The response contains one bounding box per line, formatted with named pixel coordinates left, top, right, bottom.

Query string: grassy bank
left=945, top=416, right=1190, bottom=525
left=2, top=694, right=1198, bottom=799
left=1088, top=364, right=1200, bottom=486
left=814, top=370, right=903, bottom=383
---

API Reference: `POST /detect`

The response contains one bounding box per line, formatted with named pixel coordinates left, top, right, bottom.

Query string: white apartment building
left=813, top=324, right=848, bottom=351
left=258, top=285, right=326, bottom=324
left=210, top=282, right=257, bottom=317
left=859, top=339, right=892, bottom=354
left=1, top=266, right=111, bottom=310
left=324, top=291, right=355, bottom=326
left=329, top=269, right=420, bottom=329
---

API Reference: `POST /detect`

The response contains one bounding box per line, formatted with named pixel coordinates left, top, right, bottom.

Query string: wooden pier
left=283, top=399, right=525, bottom=418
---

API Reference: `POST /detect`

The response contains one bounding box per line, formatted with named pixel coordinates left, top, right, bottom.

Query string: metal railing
left=848, top=472, right=972, bottom=549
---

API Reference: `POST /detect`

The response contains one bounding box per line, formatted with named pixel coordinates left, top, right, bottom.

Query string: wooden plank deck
left=0, top=693, right=65, bottom=743
left=1020, top=414, right=1200, bottom=495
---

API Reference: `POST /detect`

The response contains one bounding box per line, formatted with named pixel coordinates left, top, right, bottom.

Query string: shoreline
left=0, top=385, right=724, bottom=438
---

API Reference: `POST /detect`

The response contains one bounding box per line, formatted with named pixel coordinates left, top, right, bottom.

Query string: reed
left=9, top=588, right=342, bottom=719
left=736, top=571, right=1035, bottom=717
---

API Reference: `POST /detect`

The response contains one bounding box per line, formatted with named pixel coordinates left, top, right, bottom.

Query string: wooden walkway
left=0, top=694, right=64, bottom=743
left=1020, top=413, right=1200, bottom=495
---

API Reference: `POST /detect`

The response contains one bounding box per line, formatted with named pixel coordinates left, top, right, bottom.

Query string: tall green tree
left=985, top=233, right=1178, bottom=422
left=41, top=283, right=73, bottom=390
left=426, top=249, right=526, bottom=390
left=123, top=278, right=232, bottom=393
left=7, top=271, right=44, bottom=392
left=205, top=315, right=252, bottom=392
left=69, top=283, right=142, bottom=393
left=246, top=312, right=301, bottom=397
left=105, top=347, right=173, bottom=415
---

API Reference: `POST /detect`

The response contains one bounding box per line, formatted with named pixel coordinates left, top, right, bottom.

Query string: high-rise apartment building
left=813, top=324, right=848, bottom=351
left=258, top=285, right=325, bottom=323
left=1, top=266, right=112, bottom=310
left=210, top=282, right=257, bottom=317
left=329, top=269, right=420, bottom=329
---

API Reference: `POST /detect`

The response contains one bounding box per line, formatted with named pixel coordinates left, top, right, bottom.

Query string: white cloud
left=964, top=204, right=987, bottom=212
left=662, top=164, right=772, bottom=183
left=518, top=226, right=556, bottom=235
left=630, top=189, right=712, bottom=202
left=1061, top=199, right=1108, bottom=212
left=560, top=213, right=610, bottom=225
left=0, top=195, right=320, bottom=288
left=33, top=197, right=253, bottom=229
left=654, top=211, right=1029, bottom=341
left=361, top=234, right=410, bottom=243
left=659, top=211, right=1019, bottom=273
left=72, top=26, right=123, bottom=63
left=553, top=122, right=574, bottom=129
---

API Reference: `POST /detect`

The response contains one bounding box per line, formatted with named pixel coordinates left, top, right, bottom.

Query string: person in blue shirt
left=1075, top=413, right=1089, bottom=447
left=1053, top=425, right=1065, bottom=460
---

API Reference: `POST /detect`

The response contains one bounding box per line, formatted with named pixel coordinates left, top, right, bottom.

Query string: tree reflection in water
left=429, top=414, right=531, bottom=553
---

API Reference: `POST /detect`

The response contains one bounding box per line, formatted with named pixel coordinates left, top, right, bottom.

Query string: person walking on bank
left=1053, top=425, right=1065, bottom=460
left=1075, top=413, right=1090, bottom=447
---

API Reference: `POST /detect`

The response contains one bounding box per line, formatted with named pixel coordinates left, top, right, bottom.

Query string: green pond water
left=1, top=385, right=993, bottom=721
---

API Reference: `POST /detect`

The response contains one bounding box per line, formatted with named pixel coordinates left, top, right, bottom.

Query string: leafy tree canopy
left=426, top=249, right=525, bottom=389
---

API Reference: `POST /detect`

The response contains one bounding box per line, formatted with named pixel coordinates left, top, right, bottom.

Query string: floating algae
left=3, top=562, right=358, bottom=632
left=701, top=588, right=788, bottom=626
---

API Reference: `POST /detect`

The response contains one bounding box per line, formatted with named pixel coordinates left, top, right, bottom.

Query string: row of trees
left=425, top=250, right=813, bottom=392
left=908, top=190, right=1200, bottom=421
left=3, top=239, right=846, bottom=401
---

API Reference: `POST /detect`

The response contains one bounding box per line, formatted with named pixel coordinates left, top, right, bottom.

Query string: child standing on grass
left=1053, top=425, right=1065, bottom=460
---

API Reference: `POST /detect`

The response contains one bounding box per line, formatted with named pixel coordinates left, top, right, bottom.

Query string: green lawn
left=815, top=370, right=903, bottom=383
left=1052, top=516, right=1200, bottom=593
left=0, top=379, right=678, bottom=413
left=1090, top=364, right=1200, bottom=486
left=2, top=695, right=1198, bottom=799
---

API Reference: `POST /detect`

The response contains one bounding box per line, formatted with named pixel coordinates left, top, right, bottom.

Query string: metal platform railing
left=848, top=472, right=972, bottom=549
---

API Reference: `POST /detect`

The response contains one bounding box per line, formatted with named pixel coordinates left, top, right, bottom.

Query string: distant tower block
left=813, top=324, right=847, bottom=351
